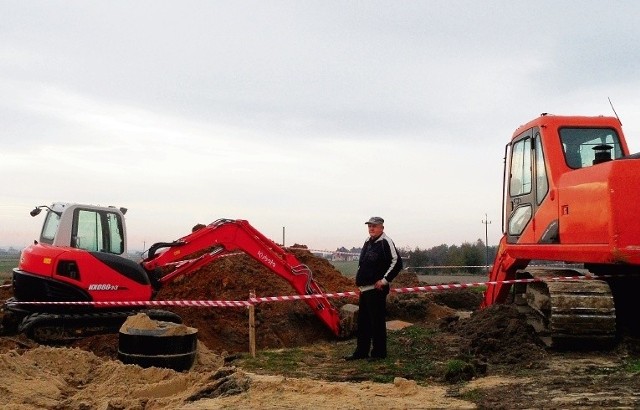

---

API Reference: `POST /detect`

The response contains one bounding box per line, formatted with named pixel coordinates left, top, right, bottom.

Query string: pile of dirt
left=156, top=246, right=355, bottom=354
left=387, top=271, right=478, bottom=323
left=390, top=269, right=422, bottom=288
left=0, top=344, right=229, bottom=409
left=448, top=304, right=547, bottom=367
left=0, top=281, right=12, bottom=301
left=432, top=288, right=483, bottom=311
left=71, top=334, right=119, bottom=359
left=120, top=312, right=197, bottom=336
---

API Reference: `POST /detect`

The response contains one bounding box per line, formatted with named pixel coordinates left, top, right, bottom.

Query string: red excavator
left=2, top=203, right=342, bottom=342
left=482, top=113, right=640, bottom=347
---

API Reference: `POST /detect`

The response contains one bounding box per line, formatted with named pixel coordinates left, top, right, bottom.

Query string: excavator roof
left=513, top=114, right=621, bottom=140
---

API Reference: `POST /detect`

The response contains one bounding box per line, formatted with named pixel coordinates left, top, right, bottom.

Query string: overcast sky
left=2, top=1, right=640, bottom=252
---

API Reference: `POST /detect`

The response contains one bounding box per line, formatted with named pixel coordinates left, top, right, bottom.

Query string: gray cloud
left=2, top=1, right=640, bottom=250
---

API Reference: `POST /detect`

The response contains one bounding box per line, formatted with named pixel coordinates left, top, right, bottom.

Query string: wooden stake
left=249, top=290, right=256, bottom=358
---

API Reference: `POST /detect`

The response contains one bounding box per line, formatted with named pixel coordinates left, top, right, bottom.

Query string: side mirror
left=29, top=205, right=62, bottom=217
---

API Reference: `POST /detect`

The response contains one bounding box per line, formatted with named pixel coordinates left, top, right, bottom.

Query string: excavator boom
left=142, top=219, right=342, bottom=336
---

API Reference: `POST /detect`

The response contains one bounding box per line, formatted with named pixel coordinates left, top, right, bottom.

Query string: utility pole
left=482, top=213, right=492, bottom=272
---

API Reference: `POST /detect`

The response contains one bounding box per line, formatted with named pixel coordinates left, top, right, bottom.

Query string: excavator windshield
left=560, top=127, right=622, bottom=168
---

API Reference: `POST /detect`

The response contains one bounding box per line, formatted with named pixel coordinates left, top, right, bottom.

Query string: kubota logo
left=88, top=284, right=120, bottom=291
left=257, top=250, right=276, bottom=268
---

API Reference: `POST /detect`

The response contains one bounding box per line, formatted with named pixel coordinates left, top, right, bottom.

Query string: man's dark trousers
left=355, top=288, right=388, bottom=358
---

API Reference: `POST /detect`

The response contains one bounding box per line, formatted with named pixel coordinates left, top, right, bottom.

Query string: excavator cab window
left=72, top=209, right=125, bottom=254
left=534, top=132, right=549, bottom=205
left=508, top=204, right=532, bottom=236
left=560, top=127, right=622, bottom=169
left=40, top=211, right=62, bottom=245
left=509, top=137, right=532, bottom=197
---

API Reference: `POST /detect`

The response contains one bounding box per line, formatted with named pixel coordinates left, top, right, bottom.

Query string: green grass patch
left=446, top=359, right=470, bottom=373
left=0, top=256, right=18, bottom=279
left=625, top=358, right=640, bottom=373
left=459, top=388, right=484, bottom=402
left=330, top=260, right=358, bottom=277
left=242, top=348, right=311, bottom=376
left=237, top=324, right=442, bottom=384
left=469, top=285, right=486, bottom=294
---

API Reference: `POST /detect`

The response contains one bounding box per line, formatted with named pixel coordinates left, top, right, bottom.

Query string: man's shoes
left=343, top=354, right=368, bottom=361
left=368, top=355, right=386, bottom=362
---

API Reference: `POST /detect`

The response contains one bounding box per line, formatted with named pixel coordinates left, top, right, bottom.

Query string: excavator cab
left=485, top=114, right=640, bottom=347
left=503, top=119, right=627, bottom=247
left=32, top=203, right=128, bottom=254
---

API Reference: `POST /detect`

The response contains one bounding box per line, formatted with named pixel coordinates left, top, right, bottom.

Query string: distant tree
left=401, top=240, right=497, bottom=274
left=337, top=240, right=498, bottom=274
left=445, top=245, right=465, bottom=270
left=460, top=241, right=483, bottom=274
left=430, top=244, right=449, bottom=267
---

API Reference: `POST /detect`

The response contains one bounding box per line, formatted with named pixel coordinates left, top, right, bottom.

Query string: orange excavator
left=3, top=204, right=342, bottom=342
left=482, top=113, right=640, bottom=347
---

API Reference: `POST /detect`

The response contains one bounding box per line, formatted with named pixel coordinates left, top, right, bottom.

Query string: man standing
left=345, top=217, right=403, bottom=361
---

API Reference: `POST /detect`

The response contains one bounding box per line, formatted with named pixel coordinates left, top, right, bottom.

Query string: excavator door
left=504, top=127, right=550, bottom=245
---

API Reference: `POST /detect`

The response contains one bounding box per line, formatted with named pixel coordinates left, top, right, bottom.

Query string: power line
left=481, top=213, right=492, bottom=272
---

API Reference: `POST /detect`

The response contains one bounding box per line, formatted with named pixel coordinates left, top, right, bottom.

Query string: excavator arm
left=142, top=219, right=342, bottom=336
left=481, top=235, right=530, bottom=307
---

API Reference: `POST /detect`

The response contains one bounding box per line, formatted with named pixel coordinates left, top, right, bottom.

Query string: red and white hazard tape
left=9, top=273, right=613, bottom=307
left=13, top=300, right=252, bottom=307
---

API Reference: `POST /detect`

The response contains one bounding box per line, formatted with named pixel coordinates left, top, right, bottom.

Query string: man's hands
left=374, top=279, right=386, bottom=290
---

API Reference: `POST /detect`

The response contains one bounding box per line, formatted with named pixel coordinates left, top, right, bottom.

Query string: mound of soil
left=390, top=270, right=422, bottom=288
left=387, top=271, right=478, bottom=323
left=156, top=246, right=355, bottom=353
left=449, top=304, right=547, bottom=367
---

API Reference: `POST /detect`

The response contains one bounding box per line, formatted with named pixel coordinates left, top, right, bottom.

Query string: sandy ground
left=184, top=373, right=483, bottom=409
left=2, top=330, right=637, bottom=409
left=0, top=337, right=502, bottom=410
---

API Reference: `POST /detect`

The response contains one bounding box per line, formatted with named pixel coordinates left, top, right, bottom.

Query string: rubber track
left=521, top=268, right=616, bottom=348
left=18, top=309, right=182, bottom=344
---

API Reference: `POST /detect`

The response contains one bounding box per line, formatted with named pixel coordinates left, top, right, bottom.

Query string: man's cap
left=365, top=216, right=384, bottom=225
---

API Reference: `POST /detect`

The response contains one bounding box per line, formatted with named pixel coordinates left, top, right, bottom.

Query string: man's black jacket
left=355, top=232, right=403, bottom=287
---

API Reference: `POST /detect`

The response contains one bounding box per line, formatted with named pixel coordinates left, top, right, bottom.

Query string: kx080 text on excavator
left=2, top=206, right=343, bottom=342
left=483, top=113, right=640, bottom=348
